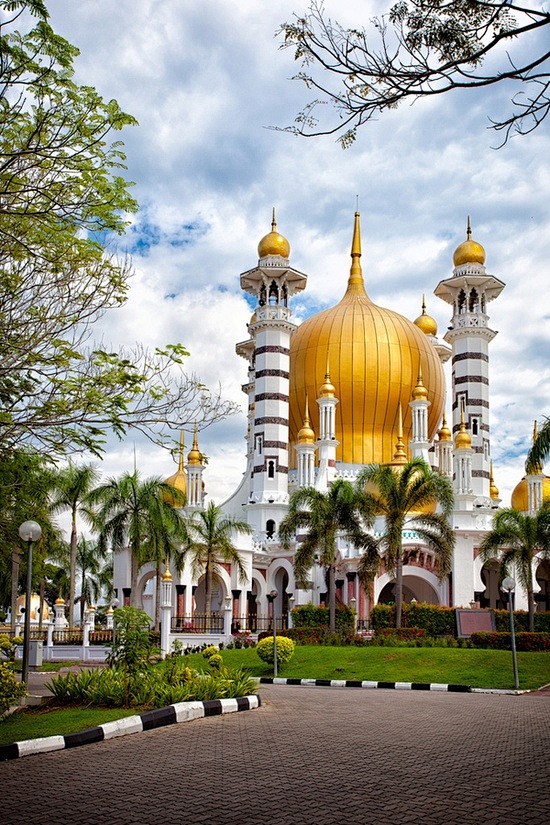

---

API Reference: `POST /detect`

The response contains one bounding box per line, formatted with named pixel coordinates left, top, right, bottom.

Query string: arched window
left=457, top=290, right=466, bottom=314
left=469, top=288, right=479, bottom=313
left=267, top=460, right=275, bottom=478
left=472, top=418, right=478, bottom=436
left=268, top=280, right=278, bottom=305
left=266, top=519, right=275, bottom=538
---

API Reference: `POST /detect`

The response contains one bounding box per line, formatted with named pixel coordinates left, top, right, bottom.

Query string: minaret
left=409, top=369, right=430, bottom=461
left=391, top=403, right=407, bottom=465
left=186, top=425, right=204, bottom=509
left=316, top=360, right=339, bottom=491
left=435, top=218, right=505, bottom=499
left=239, top=210, right=307, bottom=530
left=296, top=395, right=316, bottom=488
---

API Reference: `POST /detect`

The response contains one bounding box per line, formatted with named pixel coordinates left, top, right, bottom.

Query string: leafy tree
left=183, top=501, right=251, bottom=623
left=279, top=480, right=375, bottom=633
left=49, top=463, right=99, bottom=628
left=526, top=416, right=550, bottom=473
left=278, top=1, right=549, bottom=147
left=356, top=459, right=455, bottom=628
left=75, top=538, right=111, bottom=626
left=0, top=2, right=237, bottom=455
left=90, top=471, right=187, bottom=610
left=479, top=504, right=550, bottom=631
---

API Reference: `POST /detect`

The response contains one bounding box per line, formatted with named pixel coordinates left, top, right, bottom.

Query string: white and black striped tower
left=239, top=210, right=308, bottom=533
left=435, top=219, right=505, bottom=499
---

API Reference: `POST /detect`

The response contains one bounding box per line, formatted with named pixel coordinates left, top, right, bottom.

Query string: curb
left=257, top=677, right=471, bottom=692
left=0, top=694, right=261, bottom=762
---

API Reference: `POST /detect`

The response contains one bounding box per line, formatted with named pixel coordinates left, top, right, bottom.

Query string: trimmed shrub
left=470, top=632, right=550, bottom=651
left=494, top=610, right=550, bottom=633
left=376, top=627, right=427, bottom=641
left=290, top=603, right=355, bottom=634
left=370, top=603, right=455, bottom=635
left=0, top=662, right=26, bottom=717
left=256, top=636, right=295, bottom=666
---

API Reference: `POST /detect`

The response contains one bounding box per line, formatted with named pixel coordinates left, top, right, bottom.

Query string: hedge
left=290, top=604, right=355, bottom=633
left=470, top=632, right=550, bottom=652
left=371, top=603, right=550, bottom=637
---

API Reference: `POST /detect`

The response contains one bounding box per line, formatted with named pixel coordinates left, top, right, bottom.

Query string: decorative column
left=454, top=403, right=475, bottom=503
left=438, top=413, right=453, bottom=478
left=106, top=606, right=114, bottom=630
left=296, top=395, right=316, bottom=487
left=160, top=566, right=173, bottom=659
left=85, top=604, right=96, bottom=632
left=224, top=596, right=233, bottom=639
left=186, top=425, right=204, bottom=509
left=316, top=362, right=339, bottom=491
left=527, top=422, right=544, bottom=514
left=54, top=597, right=67, bottom=630
left=409, top=370, right=431, bottom=462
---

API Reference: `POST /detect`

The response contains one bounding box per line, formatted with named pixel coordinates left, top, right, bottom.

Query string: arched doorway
left=378, top=575, right=440, bottom=606
left=478, top=560, right=506, bottom=609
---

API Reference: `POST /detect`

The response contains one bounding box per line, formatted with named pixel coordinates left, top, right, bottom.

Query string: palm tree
left=183, top=501, right=251, bottom=626
left=75, top=537, right=109, bottom=625
left=50, top=463, right=99, bottom=628
left=279, top=480, right=375, bottom=633
left=90, top=471, right=187, bottom=612
left=526, top=416, right=550, bottom=473
left=479, top=504, right=550, bottom=631
left=356, top=458, right=455, bottom=629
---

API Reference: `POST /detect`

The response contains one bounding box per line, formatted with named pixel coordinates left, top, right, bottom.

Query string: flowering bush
left=0, top=635, right=23, bottom=664
left=202, top=645, right=218, bottom=659
left=256, top=636, right=295, bottom=667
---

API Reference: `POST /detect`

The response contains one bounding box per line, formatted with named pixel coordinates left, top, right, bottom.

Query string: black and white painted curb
left=0, top=695, right=261, bottom=762
left=257, top=677, right=471, bottom=692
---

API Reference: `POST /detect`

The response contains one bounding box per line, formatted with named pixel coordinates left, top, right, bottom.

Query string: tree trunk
left=130, top=546, right=138, bottom=608
left=395, top=550, right=404, bottom=629
left=69, top=509, right=77, bottom=629
left=527, top=561, right=535, bottom=632
left=39, top=579, right=45, bottom=631
left=328, top=563, right=336, bottom=633
left=205, top=564, right=212, bottom=630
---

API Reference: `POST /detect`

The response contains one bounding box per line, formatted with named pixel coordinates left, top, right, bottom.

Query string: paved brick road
left=1, top=686, right=548, bottom=825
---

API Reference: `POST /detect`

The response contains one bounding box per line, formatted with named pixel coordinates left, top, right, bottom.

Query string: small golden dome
left=162, top=566, right=173, bottom=581
left=414, top=296, right=438, bottom=336
left=511, top=475, right=550, bottom=511
left=55, top=597, right=65, bottom=606
left=188, top=426, right=202, bottom=466
left=249, top=311, right=257, bottom=325
left=318, top=357, right=336, bottom=399
left=438, top=412, right=452, bottom=442
left=258, top=208, right=290, bottom=259
left=412, top=370, right=429, bottom=401
left=297, top=395, right=316, bottom=444
left=453, top=217, right=486, bottom=267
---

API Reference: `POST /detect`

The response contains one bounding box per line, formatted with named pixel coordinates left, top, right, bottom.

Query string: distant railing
left=53, top=630, right=83, bottom=645
left=171, top=613, right=224, bottom=634
left=89, top=629, right=113, bottom=645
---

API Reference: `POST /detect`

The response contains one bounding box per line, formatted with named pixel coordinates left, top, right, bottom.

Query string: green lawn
left=185, top=646, right=550, bottom=691
left=0, top=706, right=139, bottom=746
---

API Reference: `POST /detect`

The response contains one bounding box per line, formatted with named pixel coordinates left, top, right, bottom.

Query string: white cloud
left=47, top=0, right=550, bottom=512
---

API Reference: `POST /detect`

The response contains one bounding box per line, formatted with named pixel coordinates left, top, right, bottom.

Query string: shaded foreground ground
left=1, top=684, right=549, bottom=825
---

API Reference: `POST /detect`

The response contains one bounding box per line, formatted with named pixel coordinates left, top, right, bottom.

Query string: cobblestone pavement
left=2, top=686, right=548, bottom=825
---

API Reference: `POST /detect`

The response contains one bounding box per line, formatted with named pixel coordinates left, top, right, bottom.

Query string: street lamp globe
left=18, top=521, right=42, bottom=543
left=501, top=576, right=516, bottom=592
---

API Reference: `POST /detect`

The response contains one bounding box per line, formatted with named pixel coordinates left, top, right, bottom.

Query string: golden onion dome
left=297, top=396, right=316, bottom=444
left=319, top=359, right=336, bottom=398
left=164, top=432, right=187, bottom=501
left=414, top=296, right=438, bottom=336
left=54, top=597, right=65, bottom=606
left=258, top=208, right=290, bottom=259
left=187, top=426, right=202, bottom=466
left=453, top=217, right=486, bottom=267
left=511, top=475, right=550, bottom=511
left=289, top=212, right=445, bottom=466
left=162, top=566, right=173, bottom=581
left=438, top=412, right=452, bottom=442
left=455, top=402, right=472, bottom=449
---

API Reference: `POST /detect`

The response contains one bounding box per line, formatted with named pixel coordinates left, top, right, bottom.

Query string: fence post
left=54, top=598, right=67, bottom=630
left=160, top=566, right=173, bottom=659
left=224, top=597, right=233, bottom=641
left=46, top=619, right=54, bottom=659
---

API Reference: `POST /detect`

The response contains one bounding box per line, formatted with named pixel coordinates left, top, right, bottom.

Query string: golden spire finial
left=297, top=393, right=315, bottom=444
left=438, top=411, right=452, bottom=441
left=392, top=403, right=407, bottom=464
left=466, top=215, right=472, bottom=240
left=271, top=206, right=277, bottom=232
left=178, top=431, right=185, bottom=471
left=455, top=399, right=472, bottom=449
left=347, top=211, right=366, bottom=294
left=162, top=561, right=173, bottom=581
left=188, top=423, right=202, bottom=466
left=319, top=353, right=336, bottom=398
left=489, top=462, right=499, bottom=499
left=422, top=294, right=426, bottom=313
left=412, top=367, right=428, bottom=401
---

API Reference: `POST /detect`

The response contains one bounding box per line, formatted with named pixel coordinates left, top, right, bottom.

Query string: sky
left=46, top=0, right=549, bottom=511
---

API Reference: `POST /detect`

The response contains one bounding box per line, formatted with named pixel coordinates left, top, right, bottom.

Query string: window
left=266, top=519, right=275, bottom=538
left=267, top=460, right=275, bottom=478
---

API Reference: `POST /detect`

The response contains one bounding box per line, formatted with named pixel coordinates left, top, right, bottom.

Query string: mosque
left=113, top=212, right=550, bottom=629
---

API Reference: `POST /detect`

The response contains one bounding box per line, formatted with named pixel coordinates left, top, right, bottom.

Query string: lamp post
left=18, top=520, right=42, bottom=686
left=502, top=576, right=520, bottom=691
left=268, top=588, right=278, bottom=678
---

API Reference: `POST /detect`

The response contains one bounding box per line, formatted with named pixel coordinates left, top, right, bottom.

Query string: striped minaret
left=434, top=218, right=505, bottom=498
left=239, top=210, right=307, bottom=530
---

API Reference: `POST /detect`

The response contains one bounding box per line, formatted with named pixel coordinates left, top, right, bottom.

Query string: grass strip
left=0, top=706, right=139, bottom=746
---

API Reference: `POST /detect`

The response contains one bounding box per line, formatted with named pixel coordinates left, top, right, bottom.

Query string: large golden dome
left=289, top=213, right=446, bottom=466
